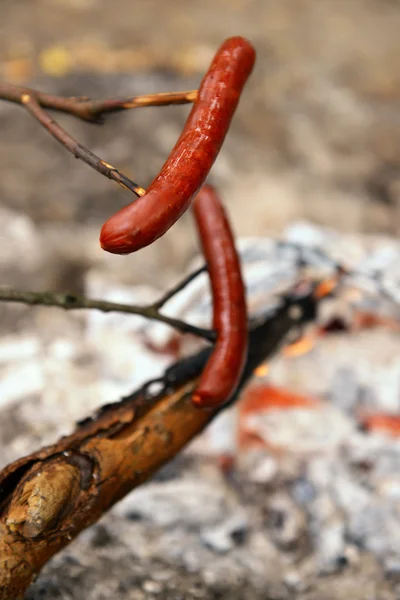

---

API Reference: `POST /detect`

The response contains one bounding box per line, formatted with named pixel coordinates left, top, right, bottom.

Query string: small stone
left=200, top=512, right=248, bottom=554
left=267, top=494, right=306, bottom=548
left=249, top=455, right=279, bottom=484
left=284, top=570, right=307, bottom=592
left=142, top=580, right=162, bottom=594
left=90, top=524, right=113, bottom=548
left=291, top=477, right=316, bottom=505
left=384, top=557, right=400, bottom=580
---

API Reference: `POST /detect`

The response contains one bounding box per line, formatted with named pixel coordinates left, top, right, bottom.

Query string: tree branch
left=0, top=284, right=320, bottom=599
left=0, top=83, right=197, bottom=198
left=0, top=83, right=197, bottom=122
left=0, top=265, right=214, bottom=342
left=21, top=93, right=146, bottom=197
left=152, top=266, right=207, bottom=310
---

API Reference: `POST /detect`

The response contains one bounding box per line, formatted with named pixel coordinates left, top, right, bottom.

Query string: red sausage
left=191, top=185, right=248, bottom=408
left=100, top=37, right=256, bottom=254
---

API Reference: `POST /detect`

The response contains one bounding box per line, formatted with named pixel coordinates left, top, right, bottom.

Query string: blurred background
left=0, top=0, right=399, bottom=297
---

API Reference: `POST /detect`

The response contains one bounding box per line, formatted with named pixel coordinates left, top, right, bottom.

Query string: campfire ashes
left=2, top=221, right=400, bottom=599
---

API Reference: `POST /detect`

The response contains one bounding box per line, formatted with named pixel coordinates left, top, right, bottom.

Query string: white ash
left=113, top=477, right=229, bottom=528
left=3, top=223, right=400, bottom=598
left=241, top=404, right=354, bottom=455
left=328, top=366, right=360, bottom=415
left=242, top=453, right=279, bottom=485
left=143, top=223, right=400, bottom=352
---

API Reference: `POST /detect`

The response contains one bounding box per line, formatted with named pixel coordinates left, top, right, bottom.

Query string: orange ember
left=353, top=312, right=400, bottom=332
left=238, top=384, right=320, bottom=452
left=253, top=363, right=270, bottom=377
left=359, top=413, right=400, bottom=437
left=314, top=277, right=338, bottom=300
left=240, top=384, right=319, bottom=415
left=283, top=335, right=315, bottom=357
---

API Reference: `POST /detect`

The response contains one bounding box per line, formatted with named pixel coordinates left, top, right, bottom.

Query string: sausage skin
left=191, top=184, right=248, bottom=408
left=100, top=36, right=256, bottom=254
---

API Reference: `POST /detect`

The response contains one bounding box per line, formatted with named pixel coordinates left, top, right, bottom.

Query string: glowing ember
left=240, top=385, right=320, bottom=414
left=314, top=277, right=339, bottom=300
left=253, top=363, right=270, bottom=377
left=283, top=335, right=315, bottom=357
left=359, top=413, right=400, bottom=437
left=238, top=384, right=321, bottom=452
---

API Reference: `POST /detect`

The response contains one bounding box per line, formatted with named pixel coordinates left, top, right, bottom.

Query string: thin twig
left=0, top=283, right=215, bottom=342
left=152, top=265, right=207, bottom=309
left=21, top=94, right=146, bottom=197
left=0, top=83, right=198, bottom=122
left=0, top=83, right=198, bottom=197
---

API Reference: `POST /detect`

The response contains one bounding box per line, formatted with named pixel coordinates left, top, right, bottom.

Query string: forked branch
left=0, top=83, right=198, bottom=197
left=0, top=265, right=213, bottom=342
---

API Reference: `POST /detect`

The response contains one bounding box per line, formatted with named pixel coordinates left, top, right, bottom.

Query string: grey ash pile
left=2, top=223, right=400, bottom=599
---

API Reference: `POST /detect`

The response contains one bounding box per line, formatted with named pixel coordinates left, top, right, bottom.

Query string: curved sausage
left=100, top=36, right=256, bottom=254
left=191, top=184, right=248, bottom=408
